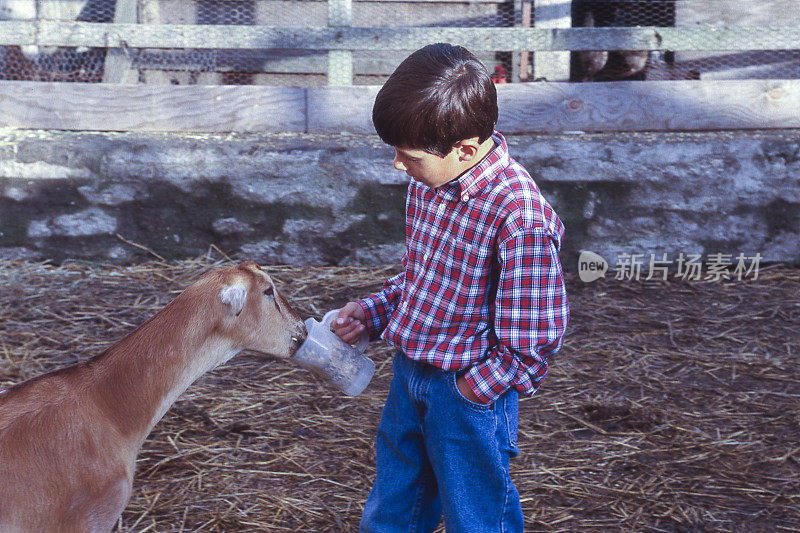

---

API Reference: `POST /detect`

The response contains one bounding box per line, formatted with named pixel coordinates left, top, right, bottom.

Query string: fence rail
left=1, top=22, right=799, bottom=52
left=1, top=79, right=798, bottom=133
left=1, top=5, right=799, bottom=134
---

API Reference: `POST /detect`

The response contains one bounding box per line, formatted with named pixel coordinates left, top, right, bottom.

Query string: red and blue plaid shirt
left=359, top=132, right=568, bottom=404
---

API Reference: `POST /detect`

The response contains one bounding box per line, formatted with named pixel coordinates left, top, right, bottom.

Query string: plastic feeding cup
left=293, top=310, right=374, bottom=396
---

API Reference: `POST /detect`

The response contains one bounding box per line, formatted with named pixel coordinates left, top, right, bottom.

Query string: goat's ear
left=219, top=284, right=247, bottom=316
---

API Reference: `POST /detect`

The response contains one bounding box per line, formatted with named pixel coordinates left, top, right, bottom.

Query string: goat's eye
left=264, top=286, right=274, bottom=297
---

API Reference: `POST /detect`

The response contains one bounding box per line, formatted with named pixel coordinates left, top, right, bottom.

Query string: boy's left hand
left=456, top=375, right=484, bottom=404
left=330, top=302, right=367, bottom=344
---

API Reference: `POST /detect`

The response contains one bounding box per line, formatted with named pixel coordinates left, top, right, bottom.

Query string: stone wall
left=0, top=129, right=798, bottom=270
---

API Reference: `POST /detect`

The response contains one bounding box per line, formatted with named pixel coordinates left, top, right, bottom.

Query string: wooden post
left=533, top=0, right=572, bottom=81
left=517, top=0, right=532, bottom=81
left=137, top=0, right=166, bottom=84
left=102, top=0, right=138, bottom=83
left=328, top=0, right=353, bottom=85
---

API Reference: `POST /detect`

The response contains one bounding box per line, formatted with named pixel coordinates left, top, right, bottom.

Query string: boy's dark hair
left=372, top=43, right=498, bottom=157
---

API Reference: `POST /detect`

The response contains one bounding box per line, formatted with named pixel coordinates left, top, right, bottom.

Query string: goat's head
left=195, top=261, right=307, bottom=359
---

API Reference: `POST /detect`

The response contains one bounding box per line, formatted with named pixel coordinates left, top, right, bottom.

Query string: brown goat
left=0, top=261, right=307, bottom=532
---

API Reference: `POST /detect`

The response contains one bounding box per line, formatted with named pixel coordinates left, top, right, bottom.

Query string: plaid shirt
left=360, top=132, right=568, bottom=404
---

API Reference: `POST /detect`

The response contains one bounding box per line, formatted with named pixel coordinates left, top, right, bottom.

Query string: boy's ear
left=456, top=137, right=481, bottom=161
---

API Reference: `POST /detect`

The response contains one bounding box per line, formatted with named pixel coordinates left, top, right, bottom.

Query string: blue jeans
left=360, top=352, right=523, bottom=533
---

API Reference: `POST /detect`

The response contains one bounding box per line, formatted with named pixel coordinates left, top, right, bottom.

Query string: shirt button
left=461, top=193, right=469, bottom=202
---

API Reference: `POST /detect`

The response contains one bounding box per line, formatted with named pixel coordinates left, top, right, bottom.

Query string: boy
left=332, top=43, right=568, bottom=532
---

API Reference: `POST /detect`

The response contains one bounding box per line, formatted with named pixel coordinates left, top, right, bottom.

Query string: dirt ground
left=0, top=258, right=798, bottom=532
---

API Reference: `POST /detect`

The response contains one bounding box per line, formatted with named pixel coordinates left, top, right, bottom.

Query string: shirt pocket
left=423, top=238, right=492, bottom=326
left=449, top=238, right=491, bottom=289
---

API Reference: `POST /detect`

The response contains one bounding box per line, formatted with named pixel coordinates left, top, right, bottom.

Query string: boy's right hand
left=330, top=302, right=367, bottom=344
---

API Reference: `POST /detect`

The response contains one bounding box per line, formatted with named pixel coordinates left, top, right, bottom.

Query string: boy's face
left=392, top=146, right=463, bottom=189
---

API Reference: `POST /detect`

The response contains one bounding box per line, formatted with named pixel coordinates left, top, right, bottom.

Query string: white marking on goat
left=219, top=284, right=248, bottom=315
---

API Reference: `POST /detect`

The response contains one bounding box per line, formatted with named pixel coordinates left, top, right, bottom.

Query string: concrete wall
left=0, top=129, right=798, bottom=271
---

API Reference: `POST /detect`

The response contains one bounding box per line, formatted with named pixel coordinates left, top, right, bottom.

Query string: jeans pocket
left=448, top=372, right=492, bottom=411
left=501, top=389, right=520, bottom=457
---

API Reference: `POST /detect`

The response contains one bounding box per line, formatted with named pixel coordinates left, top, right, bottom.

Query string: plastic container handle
left=322, top=309, right=369, bottom=353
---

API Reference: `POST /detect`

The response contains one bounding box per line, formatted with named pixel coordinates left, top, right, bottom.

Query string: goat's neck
left=89, top=300, right=240, bottom=451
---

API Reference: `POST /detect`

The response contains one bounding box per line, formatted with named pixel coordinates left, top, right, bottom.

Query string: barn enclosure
left=0, top=0, right=799, bottom=531
left=0, top=0, right=799, bottom=267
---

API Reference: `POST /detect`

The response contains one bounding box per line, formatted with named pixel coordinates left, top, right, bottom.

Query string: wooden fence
left=1, top=78, right=798, bottom=133
left=0, top=5, right=799, bottom=133
left=4, top=22, right=799, bottom=54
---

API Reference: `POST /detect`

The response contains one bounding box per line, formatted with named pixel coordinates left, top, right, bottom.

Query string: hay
left=1, top=257, right=798, bottom=532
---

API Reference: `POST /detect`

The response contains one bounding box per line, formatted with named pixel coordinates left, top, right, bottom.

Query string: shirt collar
left=453, top=131, right=509, bottom=202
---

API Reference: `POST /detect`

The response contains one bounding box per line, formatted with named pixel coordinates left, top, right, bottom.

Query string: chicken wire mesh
left=570, top=0, right=800, bottom=82
left=0, top=0, right=797, bottom=85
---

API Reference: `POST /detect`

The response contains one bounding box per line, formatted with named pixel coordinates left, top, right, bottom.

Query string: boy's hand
left=331, top=302, right=367, bottom=344
left=456, top=375, right=484, bottom=404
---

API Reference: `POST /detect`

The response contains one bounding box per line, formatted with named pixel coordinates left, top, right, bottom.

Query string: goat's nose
left=292, top=323, right=308, bottom=345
